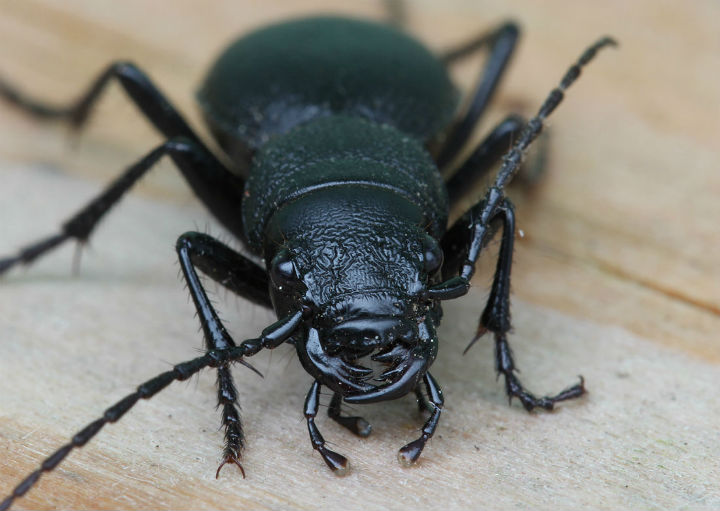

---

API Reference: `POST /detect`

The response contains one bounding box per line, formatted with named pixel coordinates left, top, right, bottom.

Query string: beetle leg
left=434, top=22, right=520, bottom=169
left=2, top=61, right=210, bottom=155
left=439, top=36, right=617, bottom=281
left=398, top=372, right=443, bottom=466
left=439, top=33, right=616, bottom=183
left=434, top=37, right=617, bottom=410
left=328, top=392, right=372, bottom=437
left=305, top=382, right=350, bottom=475
left=414, top=384, right=433, bottom=415
left=174, top=231, right=270, bottom=308
left=176, top=233, right=303, bottom=477
left=0, top=137, right=249, bottom=276
left=0, top=62, right=250, bottom=238
left=177, top=232, right=249, bottom=478
left=442, top=198, right=585, bottom=411
left=474, top=203, right=585, bottom=410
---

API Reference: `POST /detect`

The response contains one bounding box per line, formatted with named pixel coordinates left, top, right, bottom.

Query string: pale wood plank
left=1, top=1, right=719, bottom=509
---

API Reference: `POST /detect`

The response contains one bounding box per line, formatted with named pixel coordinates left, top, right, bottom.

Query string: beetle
left=0, top=10, right=616, bottom=510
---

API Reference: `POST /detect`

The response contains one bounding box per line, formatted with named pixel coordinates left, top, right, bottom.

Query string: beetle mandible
left=0, top=11, right=616, bottom=510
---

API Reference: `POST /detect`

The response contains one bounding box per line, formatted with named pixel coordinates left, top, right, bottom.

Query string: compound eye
left=422, top=235, right=444, bottom=275
left=270, top=249, right=299, bottom=289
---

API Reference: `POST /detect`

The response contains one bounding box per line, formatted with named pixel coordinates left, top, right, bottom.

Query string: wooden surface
left=1, top=1, right=719, bottom=509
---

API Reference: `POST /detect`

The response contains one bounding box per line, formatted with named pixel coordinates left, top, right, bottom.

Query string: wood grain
left=1, top=1, right=719, bottom=509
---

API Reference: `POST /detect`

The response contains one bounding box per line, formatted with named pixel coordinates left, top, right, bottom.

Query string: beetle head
left=264, top=188, right=445, bottom=401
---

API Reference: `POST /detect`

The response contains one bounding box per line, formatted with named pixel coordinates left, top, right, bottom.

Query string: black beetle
left=0, top=12, right=616, bottom=510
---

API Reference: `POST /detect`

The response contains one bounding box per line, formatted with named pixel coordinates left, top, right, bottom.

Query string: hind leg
left=444, top=114, right=525, bottom=205
left=0, top=61, right=249, bottom=241
left=435, top=22, right=520, bottom=169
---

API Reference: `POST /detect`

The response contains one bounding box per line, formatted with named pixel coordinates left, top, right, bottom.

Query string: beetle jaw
left=295, top=308, right=439, bottom=402
left=343, top=348, right=428, bottom=403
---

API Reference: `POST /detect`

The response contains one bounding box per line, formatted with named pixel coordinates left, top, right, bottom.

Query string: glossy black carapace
left=0, top=14, right=615, bottom=510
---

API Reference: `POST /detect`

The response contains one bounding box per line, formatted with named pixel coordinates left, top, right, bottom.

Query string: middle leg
left=0, top=137, right=247, bottom=277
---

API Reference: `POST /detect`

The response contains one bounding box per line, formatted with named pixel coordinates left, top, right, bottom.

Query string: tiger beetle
left=0, top=13, right=616, bottom=510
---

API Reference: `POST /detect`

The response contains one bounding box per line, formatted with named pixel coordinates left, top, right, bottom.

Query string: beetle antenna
left=0, top=346, right=253, bottom=511
left=494, top=36, right=617, bottom=190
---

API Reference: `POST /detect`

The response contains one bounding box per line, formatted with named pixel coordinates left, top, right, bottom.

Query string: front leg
left=305, top=382, right=350, bottom=475
left=398, top=372, right=444, bottom=466
left=472, top=201, right=584, bottom=410
left=176, top=232, right=301, bottom=476
left=439, top=197, right=584, bottom=411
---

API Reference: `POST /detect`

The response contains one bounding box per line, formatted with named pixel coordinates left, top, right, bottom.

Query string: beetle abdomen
left=197, top=16, right=458, bottom=157
left=242, top=115, right=448, bottom=252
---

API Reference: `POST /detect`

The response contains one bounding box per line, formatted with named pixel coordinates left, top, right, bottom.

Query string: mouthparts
left=299, top=326, right=430, bottom=402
